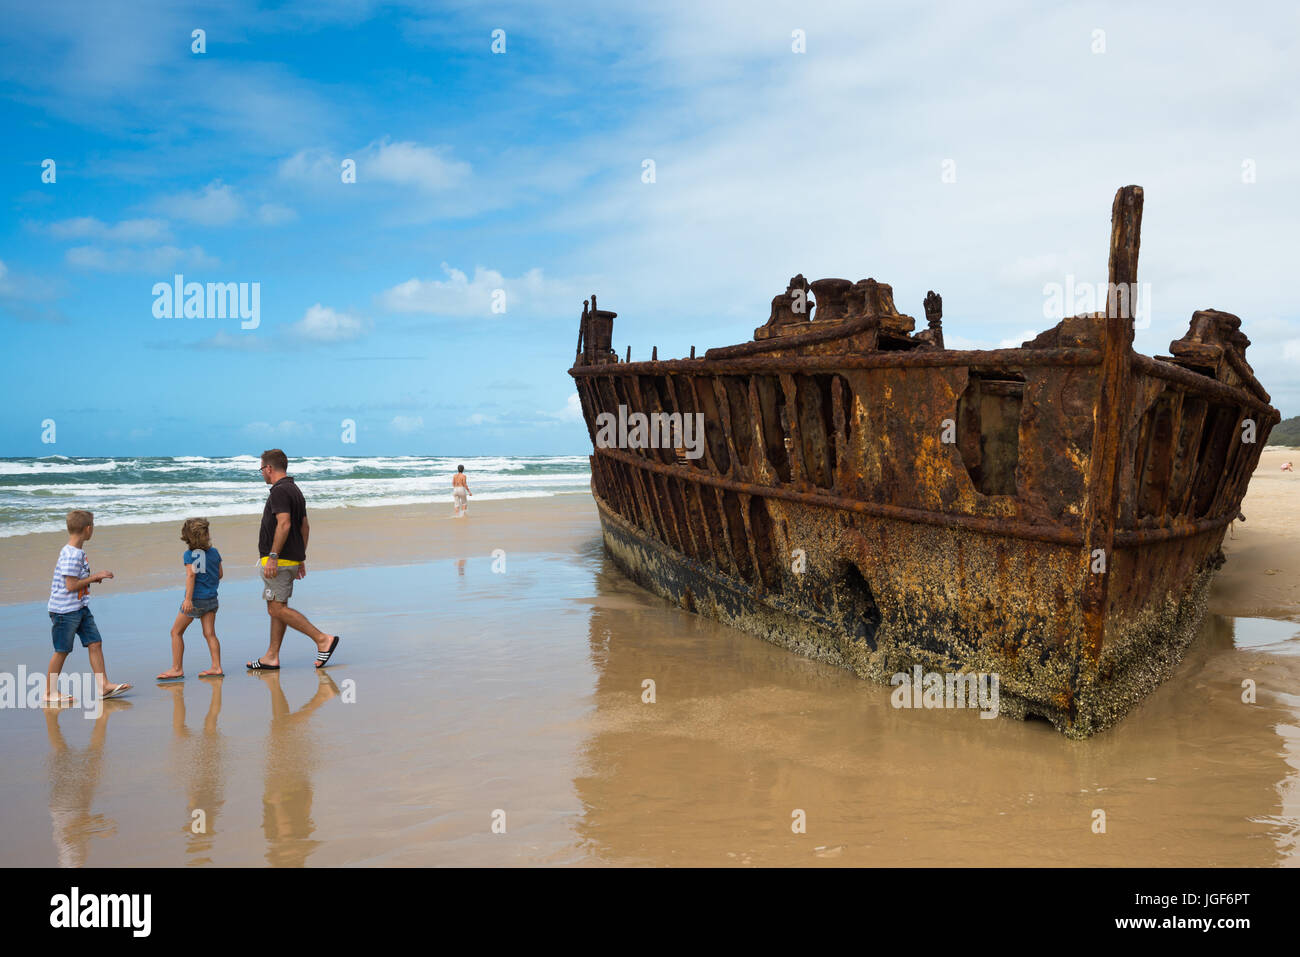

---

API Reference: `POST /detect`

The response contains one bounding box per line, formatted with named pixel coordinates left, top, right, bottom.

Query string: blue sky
left=2, top=0, right=1298, bottom=456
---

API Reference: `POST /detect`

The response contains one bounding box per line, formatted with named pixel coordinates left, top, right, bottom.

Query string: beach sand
left=0, top=495, right=597, bottom=606
left=1210, top=447, right=1300, bottom=619
left=0, top=457, right=1296, bottom=867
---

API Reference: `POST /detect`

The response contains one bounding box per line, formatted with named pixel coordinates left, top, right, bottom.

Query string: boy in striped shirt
left=46, top=510, right=131, bottom=703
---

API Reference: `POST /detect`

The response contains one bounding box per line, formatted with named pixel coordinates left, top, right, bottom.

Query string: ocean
left=0, top=455, right=593, bottom=538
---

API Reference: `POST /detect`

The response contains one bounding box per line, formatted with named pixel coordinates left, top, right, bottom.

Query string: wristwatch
left=268, top=552, right=279, bottom=559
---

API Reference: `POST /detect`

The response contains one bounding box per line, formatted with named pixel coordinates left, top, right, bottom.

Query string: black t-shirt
left=259, top=477, right=307, bottom=561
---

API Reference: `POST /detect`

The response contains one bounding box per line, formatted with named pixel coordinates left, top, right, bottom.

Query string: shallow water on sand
left=0, top=537, right=1297, bottom=867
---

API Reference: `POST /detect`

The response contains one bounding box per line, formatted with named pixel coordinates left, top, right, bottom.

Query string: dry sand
left=1211, top=447, right=1300, bottom=619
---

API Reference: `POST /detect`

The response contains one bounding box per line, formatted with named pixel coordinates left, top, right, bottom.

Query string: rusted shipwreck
left=569, top=186, right=1278, bottom=737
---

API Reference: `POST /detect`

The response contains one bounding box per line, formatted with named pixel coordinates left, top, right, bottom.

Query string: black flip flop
left=315, top=636, right=340, bottom=669
left=246, top=659, right=280, bottom=670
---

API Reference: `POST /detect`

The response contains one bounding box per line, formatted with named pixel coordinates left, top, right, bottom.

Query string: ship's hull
left=594, top=488, right=1222, bottom=738
left=572, top=187, right=1276, bottom=739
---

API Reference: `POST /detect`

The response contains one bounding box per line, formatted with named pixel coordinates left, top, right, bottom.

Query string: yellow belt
left=260, top=556, right=301, bottom=567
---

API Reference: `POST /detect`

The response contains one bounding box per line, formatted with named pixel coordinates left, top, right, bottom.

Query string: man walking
left=246, top=449, right=340, bottom=670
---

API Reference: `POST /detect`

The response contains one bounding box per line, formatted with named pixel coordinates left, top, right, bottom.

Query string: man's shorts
left=261, top=566, right=296, bottom=603
left=49, top=607, right=102, bottom=653
left=181, top=596, right=220, bottom=619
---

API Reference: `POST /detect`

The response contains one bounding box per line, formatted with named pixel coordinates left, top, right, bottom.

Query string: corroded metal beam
left=597, top=440, right=1240, bottom=549
left=1131, top=353, right=1277, bottom=419
left=595, top=444, right=1081, bottom=545
left=571, top=347, right=1102, bottom=377
left=1079, top=185, right=1143, bottom=664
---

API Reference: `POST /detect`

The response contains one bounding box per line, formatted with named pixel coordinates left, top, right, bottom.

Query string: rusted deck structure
left=569, top=186, right=1278, bottom=737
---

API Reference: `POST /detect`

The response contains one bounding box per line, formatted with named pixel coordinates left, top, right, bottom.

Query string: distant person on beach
left=452, top=464, right=472, bottom=518
left=45, top=510, right=131, bottom=702
left=157, top=517, right=224, bottom=680
left=1283, top=462, right=1294, bottom=472
left=246, top=450, right=340, bottom=671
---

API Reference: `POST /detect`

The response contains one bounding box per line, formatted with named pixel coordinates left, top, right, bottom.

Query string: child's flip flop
left=246, top=659, right=280, bottom=670
left=315, top=636, right=340, bottom=669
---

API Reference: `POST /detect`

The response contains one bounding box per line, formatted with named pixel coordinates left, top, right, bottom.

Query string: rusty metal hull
left=595, top=487, right=1220, bottom=738
left=570, top=187, right=1278, bottom=738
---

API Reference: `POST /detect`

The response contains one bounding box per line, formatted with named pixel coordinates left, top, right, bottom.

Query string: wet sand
left=0, top=457, right=1297, bottom=867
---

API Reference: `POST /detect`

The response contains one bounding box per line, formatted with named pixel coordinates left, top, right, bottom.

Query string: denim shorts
left=49, top=607, right=102, bottom=653
left=182, top=596, right=219, bottom=619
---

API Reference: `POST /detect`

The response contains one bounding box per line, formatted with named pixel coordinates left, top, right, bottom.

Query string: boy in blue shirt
left=157, top=517, right=224, bottom=679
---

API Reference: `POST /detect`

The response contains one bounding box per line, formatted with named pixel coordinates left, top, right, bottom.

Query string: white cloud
left=257, top=202, right=297, bottom=225
left=279, top=139, right=470, bottom=193
left=278, top=147, right=337, bottom=183
left=65, top=244, right=218, bottom=272
left=390, top=415, right=424, bottom=433
left=0, top=259, right=64, bottom=322
left=47, top=217, right=172, bottom=242
left=998, top=330, right=1041, bottom=349
left=153, top=180, right=245, bottom=226
left=380, top=263, right=574, bottom=318
left=553, top=393, right=584, bottom=422
left=289, top=303, right=369, bottom=342
left=365, top=138, right=470, bottom=192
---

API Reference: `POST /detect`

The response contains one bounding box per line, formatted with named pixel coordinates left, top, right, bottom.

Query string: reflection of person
left=247, top=450, right=340, bottom=671
left=254, top=670, right=340, bottom=866
left=452, top=464, right=471, bottom=518
left=46, top=509, right=130, bottom=702
left=161, top=679, right=225, bottom=865
left=44, top=701, right=128, bottom=867
left=158, top=518, right=224, bottom=679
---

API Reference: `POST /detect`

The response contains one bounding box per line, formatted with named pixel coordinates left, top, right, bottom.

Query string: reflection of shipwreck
left=569, top=186, right=1278, bottom=737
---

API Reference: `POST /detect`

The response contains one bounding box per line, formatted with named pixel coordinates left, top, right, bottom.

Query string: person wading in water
left=452, top=464, right=471, bottom=518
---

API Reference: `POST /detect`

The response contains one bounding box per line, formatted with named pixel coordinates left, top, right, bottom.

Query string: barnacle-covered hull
left=594, top=487, right=1224, bottom=736
left=570, top=187, right=1278, bottom=737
